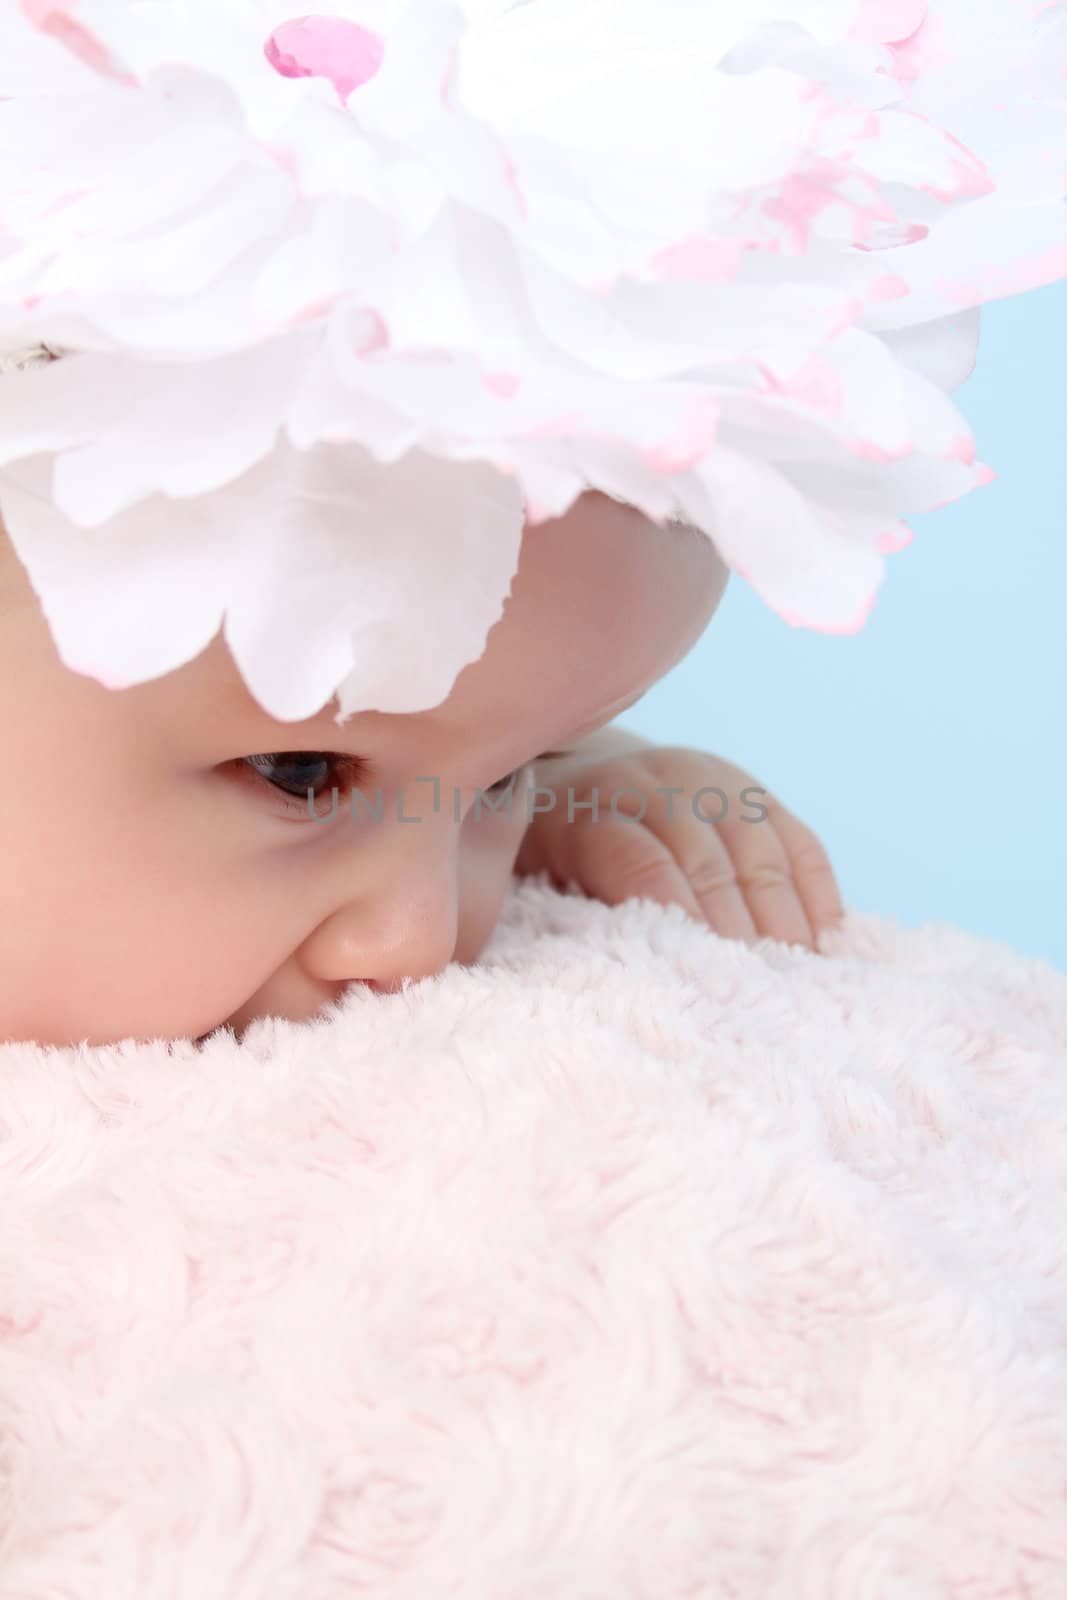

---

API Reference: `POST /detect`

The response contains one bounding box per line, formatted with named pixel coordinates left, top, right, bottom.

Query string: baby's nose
left=297, top=845, right=461, bottom=994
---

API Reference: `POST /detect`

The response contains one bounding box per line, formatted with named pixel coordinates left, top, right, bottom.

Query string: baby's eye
left=242, top=751, right=364, bottom=801
left=237, top=747, right=576, bottom=812
left=487, top=767, right=523, bottom=794
left=487, top=751, right=574, bottom=793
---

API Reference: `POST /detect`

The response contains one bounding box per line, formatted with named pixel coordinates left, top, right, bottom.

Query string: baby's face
left=0, top=493, right=727, bottom=1047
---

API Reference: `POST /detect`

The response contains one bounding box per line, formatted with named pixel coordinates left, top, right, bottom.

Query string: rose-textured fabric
left=1, top=877, right=1066, bottom=1597
left=0, top=0, right=1066, bottom=721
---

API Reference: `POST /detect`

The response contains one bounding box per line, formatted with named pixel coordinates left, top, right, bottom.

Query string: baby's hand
left=515, top=732, right=844, bottom=951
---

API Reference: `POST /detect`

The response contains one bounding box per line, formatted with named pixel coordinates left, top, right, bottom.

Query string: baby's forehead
left=5, top=492, right=718, bottom=768
left=504, top=496, right=721, bottom=657
left=172, top=535, right=643, bottom=757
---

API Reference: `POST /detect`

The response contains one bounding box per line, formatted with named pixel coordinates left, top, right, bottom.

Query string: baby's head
left=0, top=354, right=728, bottom=1047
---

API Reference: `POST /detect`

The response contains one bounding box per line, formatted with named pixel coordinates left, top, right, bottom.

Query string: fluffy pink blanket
left=2, top=878, right=1067, bottom=1598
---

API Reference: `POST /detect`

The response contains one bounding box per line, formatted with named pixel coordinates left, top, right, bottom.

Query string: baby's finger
left=706, top=804, right=817, bottom=950
left=762, top=801, right=845, bottom=940
left=633, top=808, right=761, bottom=944
left=568, top=795, right=763, bottom=944
left=550, top=814, right=709, bottom=926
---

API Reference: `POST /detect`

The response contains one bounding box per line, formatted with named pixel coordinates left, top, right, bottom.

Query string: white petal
left=0, top=435, right=524, bottom=721
left=678, top=446, right=887, bottom=632
left=0, top=0, right=1064, bottom=704
left=50, top=337, right=313, bottom=525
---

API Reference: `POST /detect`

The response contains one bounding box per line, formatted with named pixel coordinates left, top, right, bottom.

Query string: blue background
left=622, top=280, right=1067, bottom=972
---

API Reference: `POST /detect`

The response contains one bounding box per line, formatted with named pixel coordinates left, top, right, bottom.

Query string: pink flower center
left=264, top=15, right=385, bottom=102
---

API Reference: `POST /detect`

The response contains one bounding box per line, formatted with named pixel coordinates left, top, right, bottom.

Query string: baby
left=0, top=469, right=843, bottom=1050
